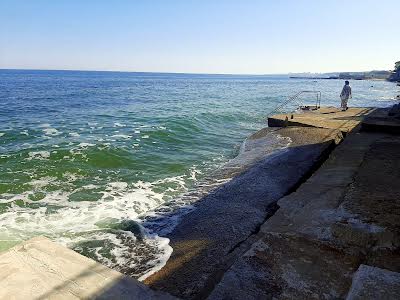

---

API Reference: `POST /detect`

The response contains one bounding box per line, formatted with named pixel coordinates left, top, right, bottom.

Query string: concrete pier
left=267, top=107, right=374, bottom=133
left=0, top=237, right=175, bottom=299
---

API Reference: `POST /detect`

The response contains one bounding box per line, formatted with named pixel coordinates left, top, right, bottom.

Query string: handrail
left=269, top=90, right=321, bottom=116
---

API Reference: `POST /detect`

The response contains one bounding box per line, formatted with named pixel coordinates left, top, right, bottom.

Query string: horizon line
left=0, top=68, right=288, bottom=76
left=0, top=67, right=392, bottom=76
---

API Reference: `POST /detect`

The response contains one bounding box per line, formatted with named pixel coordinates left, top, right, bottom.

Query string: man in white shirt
left=340, top=80, right=352, bottom=111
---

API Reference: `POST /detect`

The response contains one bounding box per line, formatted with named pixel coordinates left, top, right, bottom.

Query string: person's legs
left=341, top=98, right=348, bottom=111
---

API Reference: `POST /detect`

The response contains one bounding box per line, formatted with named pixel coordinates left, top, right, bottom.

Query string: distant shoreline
left=0, top=68, right=394, bottom=79
left=289, top=76, right=389, bottom=81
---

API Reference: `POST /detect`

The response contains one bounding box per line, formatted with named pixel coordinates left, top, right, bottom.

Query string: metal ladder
left=269, top=90, right=321, bottom=116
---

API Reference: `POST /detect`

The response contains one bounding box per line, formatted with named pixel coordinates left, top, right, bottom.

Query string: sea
left=0, top=69, right=398, bottom=279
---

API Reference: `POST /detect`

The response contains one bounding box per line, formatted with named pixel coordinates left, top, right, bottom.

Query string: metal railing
left=269, top=90, right=321, bottom=116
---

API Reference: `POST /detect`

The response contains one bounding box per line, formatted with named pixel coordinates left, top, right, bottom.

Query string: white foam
left=111, top=134, right=132, bottom=139
left=114, top=122, right=126, bottom=127
left=142, top=135, right=149, bottom=139
left=107, top=181, right=128, bottom=189
left=0, top=183, right=162, bottom=234
left=190, top=168, right=202, bottom=181
left=69, top=132, right=80, bottom=137
left=63, top=172, right=83, bottom=182
left=82, top=184, right=98, bottom=189
left=227, top=131, right=292, bottom=172
left=0, top=133, right=4, bottom=137
left=0, top=176, right=184, bottom=279
left=43, top=128, right=60, bottom=136
left=27, top=151, right=51, bottom=160
left=30, top=176, right=58, bottom=189
left=138, top=236, right=173, bottom=281
left=77, top=142, right=95, bottom=148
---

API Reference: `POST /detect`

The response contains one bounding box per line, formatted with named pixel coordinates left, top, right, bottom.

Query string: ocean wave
left=0, top=173, right=191, bottom=279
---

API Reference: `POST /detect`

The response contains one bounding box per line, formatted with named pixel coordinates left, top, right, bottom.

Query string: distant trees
left=389, top=61, right=400, bottom=82
left=395, top=61, right=400, bottom=72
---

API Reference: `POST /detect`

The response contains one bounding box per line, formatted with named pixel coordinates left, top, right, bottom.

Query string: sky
left=0, top=0, right=399, bottom=74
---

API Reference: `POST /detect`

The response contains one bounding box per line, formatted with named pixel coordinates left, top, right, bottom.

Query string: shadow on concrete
left=35, top=262, right=170, bottom=300
left=330, top=107, right=374, bottom=121
left=144, top=137, right=342, bottom=299
left=324, top=108, right=374, bottom=135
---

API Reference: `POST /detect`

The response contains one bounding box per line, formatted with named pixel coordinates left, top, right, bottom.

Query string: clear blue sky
left=1, top=0, right=399, bottom=74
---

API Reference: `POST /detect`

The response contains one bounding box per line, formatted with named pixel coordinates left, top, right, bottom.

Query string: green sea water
left=0, top=69, right=398, bottom=278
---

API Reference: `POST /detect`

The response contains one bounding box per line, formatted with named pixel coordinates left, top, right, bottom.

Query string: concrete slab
left=258, top=132, right=382, bottom=237
left=145, top=127, right=343, bottom=299
left=210, top=130, right=400, bottom=299
left=0, top=237, right=175, bottom=300
left=346, top=265, right=400, bottom=300
left=209, top=233, right=360, bottom=300
left=268, top=107, right=374, bottom=133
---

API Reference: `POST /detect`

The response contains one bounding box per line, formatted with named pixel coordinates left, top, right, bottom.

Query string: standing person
left=340, top=80, right=352, bottom=111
